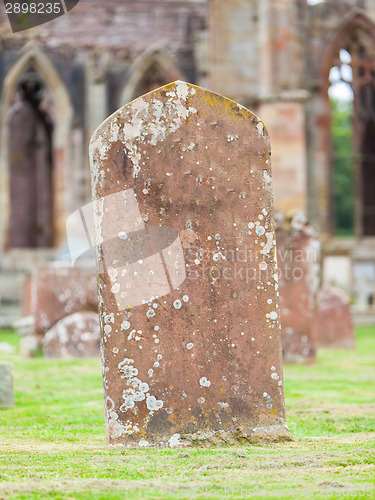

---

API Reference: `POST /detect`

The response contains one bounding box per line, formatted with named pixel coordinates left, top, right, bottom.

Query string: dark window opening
left=362, top=120, right=375, bottom=236
left=7, top=67, right=55, bottom=248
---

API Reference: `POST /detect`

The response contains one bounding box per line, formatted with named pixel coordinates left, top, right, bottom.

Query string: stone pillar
left=258, top=98, right=308, bottom=215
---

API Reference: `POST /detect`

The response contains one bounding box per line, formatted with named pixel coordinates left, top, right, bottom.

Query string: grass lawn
left=0, top=326, right=374, bottom=499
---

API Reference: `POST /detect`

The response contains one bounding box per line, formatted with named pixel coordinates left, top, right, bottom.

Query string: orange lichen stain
left=220, top=387, right=225, bottom=393
left=267, top=409, right=279, bottom=416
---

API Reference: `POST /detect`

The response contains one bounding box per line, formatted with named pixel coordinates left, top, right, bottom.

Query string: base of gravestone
left=107, top=423, right=292, bottom=448
left=181, top=424, right=292, bottom=447
left=0, top=361, right=14, bottom=408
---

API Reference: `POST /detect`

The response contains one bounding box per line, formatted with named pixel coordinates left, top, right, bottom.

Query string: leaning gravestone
left=0, top=362, right=14, bottom=408
left=90, top=81, right=291, bottom=446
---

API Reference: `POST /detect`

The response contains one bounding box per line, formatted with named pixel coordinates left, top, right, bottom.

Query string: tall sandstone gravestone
left=90, top=81, right=291, bottom=447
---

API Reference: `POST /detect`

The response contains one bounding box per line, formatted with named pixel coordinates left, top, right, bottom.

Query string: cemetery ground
left=0, top=327, right=374, bottom=500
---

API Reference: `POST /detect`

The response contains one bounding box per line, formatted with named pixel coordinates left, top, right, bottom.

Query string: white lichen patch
left=118, top=358, right=163, bottom=414
left=256, top=121, right=264, bottom=135
left=213, top=252, right=226, bottom=261
left=104, top=314, right=114, bottom=324
left=261, top=232, right=274, bottom=255
left=199, top=377, right=211, bottom=388
left=168, top=433, right=181, bottom=448
left=108, top=267, right=118, bottom=282
left=146, top=394, right=163, bottom=411
left=91, top=81, right=198, bottom=184
left=218, top=402, right=229, bottom=409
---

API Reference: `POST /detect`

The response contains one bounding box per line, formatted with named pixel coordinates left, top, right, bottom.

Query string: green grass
left=0, top=327, right=374, bottom=499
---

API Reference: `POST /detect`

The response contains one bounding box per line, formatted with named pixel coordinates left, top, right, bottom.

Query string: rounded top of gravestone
left=90, top=80, right=269, bottom=168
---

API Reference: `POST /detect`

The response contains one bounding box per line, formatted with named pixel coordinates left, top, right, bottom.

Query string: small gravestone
left=90, top=81, right=290, bottom=446
left=43, top=311, right=100, bottom=358
left=0, top=362, right=14, bottom=408
left=276, top=213, right=319, bottom=363
left=313, top=286, right=355, bottom=349
left=29, top=264, right=98, bottom=335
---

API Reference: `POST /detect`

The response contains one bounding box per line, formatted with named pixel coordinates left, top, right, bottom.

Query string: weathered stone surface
left=276, top=213, right=319, bottom=364
left=28, top=264, right=98, bottom=335
left=90, top=81, right=290, bottom=447
left=313, top=286, right=355, bottom=349
left=43, top=311, right=100, bottom=358
left=0, top=362, right=14, bottom=408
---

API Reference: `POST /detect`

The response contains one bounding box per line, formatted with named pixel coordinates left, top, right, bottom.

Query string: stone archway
left=0, top=43, right=73, bottom=256
left=310, top=11, right=375, bottom=237
left=7, top=69, right=55, bottom=248
left=120, top=46, right=185, bottom=106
